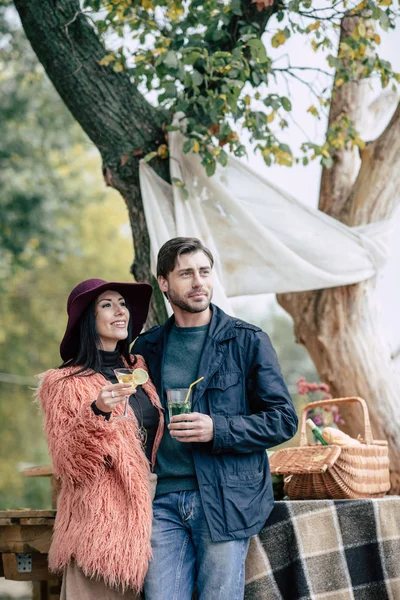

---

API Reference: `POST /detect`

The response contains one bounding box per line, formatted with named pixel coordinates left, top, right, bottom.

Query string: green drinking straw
left=185, top=376, right=204, bottom=403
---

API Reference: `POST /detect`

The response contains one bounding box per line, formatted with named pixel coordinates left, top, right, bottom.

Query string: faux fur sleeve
left=37, top=369, right=120, bottom=485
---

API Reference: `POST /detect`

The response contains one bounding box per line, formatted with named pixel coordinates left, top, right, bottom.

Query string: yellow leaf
left=373, top=33, right=381, bottom=45
left=267, top=111, right=275, bottom=123
left=276, top=151, right=293, bottom=166
left=307, top=105, right=319, bottom=117
left=307, top=21, right=321, bottom=32
left=135, top=55, right=147, bottom=63
left=378, top=0, right=392, bottom=5
left=141, top=0, right=154, bottom=9
left=271, top=30, right=287, bottom=49
left=192, top=140, right=200, bottom=153
left=157, top=144, right=169, bottom=158
left=98, top=53, right=115, bottom=67
left=311, top=40, right=318, bottom=52
left=113, top=62, right=124, bottom=72
left=335, top=78, right=344, bottom=87
left=351, top=0, right=367, bottom=11
left=358, top=23, right=366, bottom=37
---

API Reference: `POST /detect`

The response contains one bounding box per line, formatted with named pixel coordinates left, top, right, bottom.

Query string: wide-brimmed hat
left=60, top=278, right=153, bottom=361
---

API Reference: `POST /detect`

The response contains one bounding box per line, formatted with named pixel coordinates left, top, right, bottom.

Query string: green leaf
left=234, top=145, right=247, bottom=158
left=281, top=97, right=292, bottom=112
left=182, top=138, right=194, bottom=154
left=231, top=0, right=242, bottom=16
left=321, top=156, right=333, bottom=169
left=205, top=160, right=216, bottom=177
left=143, top=152, right=157, bottom=163
left=183, top=51, right=202, bottom=66
left=192, top=70, right=204, bottom=86
left=217, top=150, right=228, bottom=167
left=247, top=39, right=268, bottom=64
left=181, top=186, right=190, bottom=200
left=163, top=51, right=179, bottom=69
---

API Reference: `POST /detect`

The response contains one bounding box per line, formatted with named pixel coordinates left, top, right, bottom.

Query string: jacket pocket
left=221, top=469, right=267, bottom=533
left=208, top=371, right=243, bottom=415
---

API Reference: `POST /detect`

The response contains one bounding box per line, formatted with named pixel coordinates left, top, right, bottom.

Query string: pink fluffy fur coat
left=37, top=354, right=164, bottom=592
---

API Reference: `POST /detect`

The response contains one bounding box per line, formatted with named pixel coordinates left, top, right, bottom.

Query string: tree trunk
left=277, top=15, right=400, bottom=492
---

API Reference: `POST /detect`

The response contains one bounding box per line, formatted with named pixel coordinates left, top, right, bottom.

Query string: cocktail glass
left=113, top=367, right=148, bottom=420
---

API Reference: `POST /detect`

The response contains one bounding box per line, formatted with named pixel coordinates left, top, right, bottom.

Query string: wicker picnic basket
left=269, top=397, right=391, bottom=500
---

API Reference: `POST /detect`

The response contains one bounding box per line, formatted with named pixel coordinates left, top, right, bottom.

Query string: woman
left=37, top=278, right=164, bottom=599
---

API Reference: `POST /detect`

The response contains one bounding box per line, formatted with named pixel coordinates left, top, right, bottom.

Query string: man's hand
left=168, top=412, right=214, bottom=443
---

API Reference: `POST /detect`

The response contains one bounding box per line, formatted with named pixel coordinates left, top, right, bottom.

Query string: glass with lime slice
left=113, top=367, right=149, bottom=420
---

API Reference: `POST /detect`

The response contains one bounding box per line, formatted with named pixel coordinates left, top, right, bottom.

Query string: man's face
left=158, top=251, right=213, bottom=314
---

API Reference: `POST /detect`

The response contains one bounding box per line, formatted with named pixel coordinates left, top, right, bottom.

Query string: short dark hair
left=157, top=237, right=214, bottom=278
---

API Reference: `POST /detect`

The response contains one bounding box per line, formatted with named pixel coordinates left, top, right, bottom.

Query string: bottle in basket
left=306, top=418, right=328, bottom=445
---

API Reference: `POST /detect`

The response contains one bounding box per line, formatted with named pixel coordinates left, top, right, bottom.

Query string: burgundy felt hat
left=60, top=278, right=153, bottom=361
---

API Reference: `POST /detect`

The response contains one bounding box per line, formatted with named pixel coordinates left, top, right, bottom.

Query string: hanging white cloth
left=139, top=127, right=392, bottom=314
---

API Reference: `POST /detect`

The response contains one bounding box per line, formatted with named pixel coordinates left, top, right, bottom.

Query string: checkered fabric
left=245, top=497, right=400, bottom=600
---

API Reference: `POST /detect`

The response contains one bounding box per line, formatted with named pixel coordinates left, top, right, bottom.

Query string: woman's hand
left=95, top=382, right=136, bottom=413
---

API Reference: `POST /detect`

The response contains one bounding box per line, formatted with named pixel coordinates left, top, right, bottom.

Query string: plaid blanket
left=245, top=497, right=400, bottom=600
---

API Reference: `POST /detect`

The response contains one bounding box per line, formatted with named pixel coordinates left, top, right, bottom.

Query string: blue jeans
left=144, top=491, right=249, bottom=600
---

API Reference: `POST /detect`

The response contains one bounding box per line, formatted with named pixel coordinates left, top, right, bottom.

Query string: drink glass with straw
left=113, top=367, right=149, bottom=420
left=167, top=376, right=204, bottom=421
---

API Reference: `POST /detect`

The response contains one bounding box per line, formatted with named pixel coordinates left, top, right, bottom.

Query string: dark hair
left=60, top=298, right=135, bottom=376
left=157, top=237, right=214, bottom=279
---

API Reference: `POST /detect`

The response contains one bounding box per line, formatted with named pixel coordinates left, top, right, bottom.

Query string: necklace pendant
left=137, top=426, right=147, bottom=448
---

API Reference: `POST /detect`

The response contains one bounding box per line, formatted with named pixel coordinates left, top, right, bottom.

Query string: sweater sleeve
left=37, top=370, right=120, bottom=485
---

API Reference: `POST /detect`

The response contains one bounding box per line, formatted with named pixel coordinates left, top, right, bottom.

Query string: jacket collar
left=144, top=304, right=237, bottom=345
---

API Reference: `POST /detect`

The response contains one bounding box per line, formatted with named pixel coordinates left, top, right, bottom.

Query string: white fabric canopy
left=139, top=128, right=391, bottom=313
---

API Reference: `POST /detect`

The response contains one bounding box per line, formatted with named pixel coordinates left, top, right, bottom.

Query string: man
left=133, top=237, right=298, bottom=600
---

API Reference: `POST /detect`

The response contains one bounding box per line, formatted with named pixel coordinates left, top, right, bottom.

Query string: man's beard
left=168, top=288, right=213, bottom=313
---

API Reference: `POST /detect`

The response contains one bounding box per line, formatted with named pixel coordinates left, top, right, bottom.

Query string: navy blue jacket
left=132, top=304, right=298, bottom=542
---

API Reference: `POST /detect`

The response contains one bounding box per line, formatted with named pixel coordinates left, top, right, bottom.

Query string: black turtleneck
left=91, top=349, right=159, bottom=462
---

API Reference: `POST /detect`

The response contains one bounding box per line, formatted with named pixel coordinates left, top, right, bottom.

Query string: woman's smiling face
left=95, top=290, right=130, bottom=351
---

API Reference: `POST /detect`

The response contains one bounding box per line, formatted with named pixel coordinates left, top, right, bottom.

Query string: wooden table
left=0, top=466, right=61, bottom=599
left=0, top=509, right=60, bottom=599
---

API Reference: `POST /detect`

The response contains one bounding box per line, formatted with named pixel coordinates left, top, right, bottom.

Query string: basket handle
left=299, top=396, right=373, bottom=446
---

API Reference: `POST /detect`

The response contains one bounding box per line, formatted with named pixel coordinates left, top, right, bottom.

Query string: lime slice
left=132, top=368, right=149, bottom=386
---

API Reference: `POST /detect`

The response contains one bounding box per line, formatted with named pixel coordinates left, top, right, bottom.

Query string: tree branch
left=13, top=0, right=165, bottom=171
left=318, top=13, right=367, bottom=222
left=348, top=101, right=400, bottom=225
